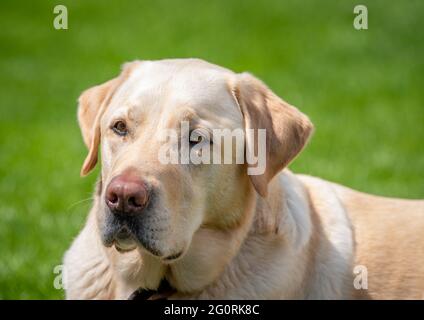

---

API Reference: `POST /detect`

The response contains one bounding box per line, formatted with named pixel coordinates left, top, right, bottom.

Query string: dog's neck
left=105, top=170, right=313, bottom=299
left=187, top=170, right=313, bottom=299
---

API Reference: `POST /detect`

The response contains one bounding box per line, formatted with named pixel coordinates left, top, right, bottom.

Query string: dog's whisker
left=67, top=197, right=94, bottom=212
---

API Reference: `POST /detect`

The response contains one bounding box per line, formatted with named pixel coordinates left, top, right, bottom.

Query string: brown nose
left=105, top=173, right=149, bottom=215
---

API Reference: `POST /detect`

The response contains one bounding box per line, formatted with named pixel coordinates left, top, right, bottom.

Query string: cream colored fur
left=63, top=59, right=424, bottom=299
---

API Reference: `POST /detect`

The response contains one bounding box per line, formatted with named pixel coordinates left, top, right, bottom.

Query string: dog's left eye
left=112, top=121, right=128, bottom=136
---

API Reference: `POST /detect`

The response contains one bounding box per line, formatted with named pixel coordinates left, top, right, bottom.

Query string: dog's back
left=334, top=183, right=424, bottom=299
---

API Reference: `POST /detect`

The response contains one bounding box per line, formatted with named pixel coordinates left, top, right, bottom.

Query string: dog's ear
left=232, top=72, right=313, bottom=197
left=77, top=62, right=139, bottom=176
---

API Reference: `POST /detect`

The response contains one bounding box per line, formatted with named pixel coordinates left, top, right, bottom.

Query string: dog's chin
left=112, top=239, right=186, bottom=263
left=114, top=231, right=138, bottom=253
left=101, top=226, right=137, bottom=253
left=101, top=223, right=187, bottom=262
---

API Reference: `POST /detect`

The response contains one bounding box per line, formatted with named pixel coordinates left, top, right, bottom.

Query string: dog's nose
left=105, top=174, right=149, bottom=215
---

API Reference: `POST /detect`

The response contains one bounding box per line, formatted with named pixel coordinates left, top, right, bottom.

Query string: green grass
left=0, top=0, right=423, bottom=299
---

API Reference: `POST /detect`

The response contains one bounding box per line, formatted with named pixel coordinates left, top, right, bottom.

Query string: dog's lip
left=162, top=250, right=184, bottom=262
left=135, top=240, right=184, bottom=262
left=102, top=224, right=184, bottom=259
left=113, top=227, right=137, bottom=253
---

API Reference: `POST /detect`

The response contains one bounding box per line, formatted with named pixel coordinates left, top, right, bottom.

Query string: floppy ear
left=78, top=62, right=138, bottom=176
left=232, top=73, right=313, bottom=197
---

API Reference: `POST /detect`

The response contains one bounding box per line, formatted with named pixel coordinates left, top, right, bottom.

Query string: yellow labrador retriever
left=63, top=58, right=424, bottom=299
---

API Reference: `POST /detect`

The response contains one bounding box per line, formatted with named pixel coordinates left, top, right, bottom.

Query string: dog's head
left=77, top=58, right=313, bottom=263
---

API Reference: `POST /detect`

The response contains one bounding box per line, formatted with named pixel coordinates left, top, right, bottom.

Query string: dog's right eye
left=189, top=130, right=210, bottom=147
left=112, top=120, right=128, bottom=136
left=189, top=134, right=204, bottom=146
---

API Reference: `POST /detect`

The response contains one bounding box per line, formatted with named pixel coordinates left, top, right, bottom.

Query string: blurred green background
left=0, top=0, right=423, bottom=299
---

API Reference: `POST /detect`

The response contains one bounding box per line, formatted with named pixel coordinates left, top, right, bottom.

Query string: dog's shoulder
left=295, top=173, right=355, bottom=298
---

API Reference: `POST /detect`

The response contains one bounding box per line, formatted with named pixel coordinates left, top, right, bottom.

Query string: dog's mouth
left=104, top=224, right=185, bottom=261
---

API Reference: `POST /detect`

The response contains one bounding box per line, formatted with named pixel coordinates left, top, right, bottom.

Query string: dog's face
left=77, top=59, right=312, bottom=263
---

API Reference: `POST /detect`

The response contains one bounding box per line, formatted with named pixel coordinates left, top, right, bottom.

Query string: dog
left=63, top=58, right=424, bottom=299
